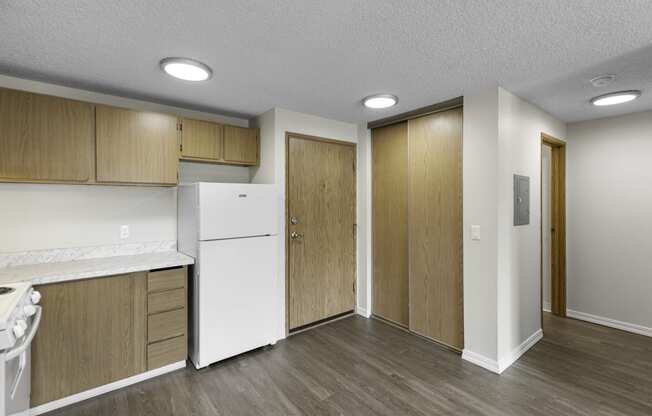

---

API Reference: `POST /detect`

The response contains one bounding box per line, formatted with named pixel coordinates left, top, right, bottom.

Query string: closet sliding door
left=408, top=108, right=463, bottom=349
left=372, top=122, right=409, bottom=327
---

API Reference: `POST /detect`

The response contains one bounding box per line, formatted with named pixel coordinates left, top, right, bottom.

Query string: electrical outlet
left=120, top=225, right=130, bottom=239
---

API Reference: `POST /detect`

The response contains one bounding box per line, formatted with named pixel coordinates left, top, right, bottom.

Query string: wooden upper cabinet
left=180, top=118, right=223, bottom=161
left=0, top=88, right=94, bottom=182
left=96, top=105, right=179, bottom=185
left=223, top=125, right=259, bottom=165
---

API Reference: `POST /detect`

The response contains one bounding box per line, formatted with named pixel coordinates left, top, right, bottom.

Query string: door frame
left=541, top=133, right=567, bottom=321
left=285, top=132, right=358, bottom=335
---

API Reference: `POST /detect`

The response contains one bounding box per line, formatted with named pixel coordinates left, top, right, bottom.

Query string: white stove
left=0, top=282, right=41, bottom=416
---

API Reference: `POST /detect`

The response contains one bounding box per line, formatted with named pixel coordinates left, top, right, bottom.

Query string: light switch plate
left=471, top=225, right=481, bottom=241
left=120, top=225, right=130, bottom=239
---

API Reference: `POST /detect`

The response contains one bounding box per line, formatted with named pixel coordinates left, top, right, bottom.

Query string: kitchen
left=0, top=75, right=285, bottom=415
left=3, top=2, right=652, bottom=416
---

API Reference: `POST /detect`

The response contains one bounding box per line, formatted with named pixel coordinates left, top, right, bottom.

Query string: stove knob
left=24, top=305, right=37, bottom=317
left=30, top=290, right=41, bottom=305
left=13, top=320, right=27, bottom=338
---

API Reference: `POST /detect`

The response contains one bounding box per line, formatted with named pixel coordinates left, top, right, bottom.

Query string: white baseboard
left=356, top=306, right=370, bottom=318
left=542, top=301, right=551, bottom=313
left=497, top=329, right=543, bottom=373
left=566, top=309, right=652, bottom=338
left=461, top=350, right=500, bottom=374
left=462, top=329, right=543, bottom=375
left=30, top=361, right=186, bottom=415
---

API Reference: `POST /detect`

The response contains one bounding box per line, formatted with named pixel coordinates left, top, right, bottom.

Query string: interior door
left=287, top=134, right=356, bottom=330
left=372, top=122, right=409, bottom=327
left=408, top=108, right=463, bottom=349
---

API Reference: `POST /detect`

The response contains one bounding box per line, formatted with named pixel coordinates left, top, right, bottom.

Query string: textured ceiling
left=1, top=0, right=652, bottom=123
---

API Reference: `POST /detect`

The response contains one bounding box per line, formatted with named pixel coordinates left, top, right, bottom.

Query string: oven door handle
left=6, top=305, right=42, bottom=361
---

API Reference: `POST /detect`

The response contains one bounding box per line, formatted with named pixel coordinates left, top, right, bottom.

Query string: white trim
left=463, top=329, right=543, bottom=374
left=497, top=329, right=543, bottom=373
left=567, top=309, right=652, bottom=338
left=542, top=301, right=551, bottom=313
left=461, top=349, right=500, bottom=374
left=356, top=306, right=370, bottom=318
left=30, top=361, right=186, bottom=415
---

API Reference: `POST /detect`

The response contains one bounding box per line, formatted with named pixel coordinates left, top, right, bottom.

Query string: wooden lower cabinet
left=31, top=267, right=188, bottom=406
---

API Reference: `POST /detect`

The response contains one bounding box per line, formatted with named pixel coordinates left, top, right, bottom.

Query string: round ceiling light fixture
left=590, top=90, right=641, bottom=106
left=363, top=94, right=398, bottom=109
left=160, top=57, right=212, bottom=81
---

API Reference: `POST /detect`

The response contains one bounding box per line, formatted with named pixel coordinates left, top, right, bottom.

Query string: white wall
left=462, top=87, right=500, bottom=365
left=0, top=183, right=176, bottom=252
left=0, top=75, right=250, bottom=253
left=462, top=87, right=566, bottom=373
left=566, top=111, right=652, bottom=333
left=252, top=108, right=368, bottom=340
left=496, top=88, right=566, bottom=366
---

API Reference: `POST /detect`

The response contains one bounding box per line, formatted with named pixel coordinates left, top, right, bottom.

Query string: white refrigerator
left=178, top=183, right=278, bottom=369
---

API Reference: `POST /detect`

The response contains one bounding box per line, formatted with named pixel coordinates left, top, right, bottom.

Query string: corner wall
left=496, top=87, right=566, bottom=369
left=462, top=87, right=566, bottom=373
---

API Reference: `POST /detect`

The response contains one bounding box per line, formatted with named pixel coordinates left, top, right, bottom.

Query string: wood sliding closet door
left=372, top=122, right=409, bottom=327
left=408, top=108, right=463, bottom=349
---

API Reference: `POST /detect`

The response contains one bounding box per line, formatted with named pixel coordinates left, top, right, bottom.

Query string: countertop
left=0, top=251, right=194, bottom=286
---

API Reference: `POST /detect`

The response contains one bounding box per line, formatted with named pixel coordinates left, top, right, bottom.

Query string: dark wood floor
left=48, top=313, right=652, bottom=415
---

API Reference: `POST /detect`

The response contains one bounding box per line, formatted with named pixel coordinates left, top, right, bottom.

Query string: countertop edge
left=32, top=258, right=194, bottom=286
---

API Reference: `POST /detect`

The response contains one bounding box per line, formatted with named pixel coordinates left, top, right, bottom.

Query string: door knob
left=290, top=231, right=303, bottom=241
left=290, top=216, right=299, bottom=225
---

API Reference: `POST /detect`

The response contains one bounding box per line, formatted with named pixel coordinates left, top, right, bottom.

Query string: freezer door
left=198, top=183, right=278, bottom=240
left=194, top=236, right=277, bottom=368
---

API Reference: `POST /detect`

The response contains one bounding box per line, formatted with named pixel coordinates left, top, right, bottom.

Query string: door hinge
left=353, top=281, right=356, bottom=292
left=180, top=143, right=183, bottom=152
left=177, top=122, right=183, bottom=132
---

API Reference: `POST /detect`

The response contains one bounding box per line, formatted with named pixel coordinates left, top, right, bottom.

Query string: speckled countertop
left=0, top=242, right=194, bottom=286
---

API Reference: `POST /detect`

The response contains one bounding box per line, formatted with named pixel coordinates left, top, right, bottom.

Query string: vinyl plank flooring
left=46, top=313, right=652, bottom=416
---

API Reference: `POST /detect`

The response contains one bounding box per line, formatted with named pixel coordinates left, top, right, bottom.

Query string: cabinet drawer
left=148, top=288, right=185, bottom=315
left=148, top=309, right=186, bottom=343
left=148, top=268, right=185, bottom=293
left=147, top=335, right=187, bottom=370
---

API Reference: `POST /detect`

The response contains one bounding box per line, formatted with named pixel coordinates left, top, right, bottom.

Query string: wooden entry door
left=287, top=133, right=356, bottom=330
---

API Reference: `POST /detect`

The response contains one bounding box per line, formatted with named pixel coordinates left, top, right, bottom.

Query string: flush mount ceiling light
left=363, top=94, right=398, bottom=109
left=590, top=90, right=641, bottom=106
left=160, top=57, right=212, bottom=81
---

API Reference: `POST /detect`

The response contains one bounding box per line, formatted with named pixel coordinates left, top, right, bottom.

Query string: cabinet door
left=372, top=122, right=409, bottom=327
left=223, top=125, right=259, bottom=165
left=96, top=105, right=179, bottom=185
left=180, top=118, right=223, bottom=161
left=0, top=88, right=94, bottom=182
left=408, top=108, right=463, bottom=350
left=31, top=273, right=147, bottom=406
